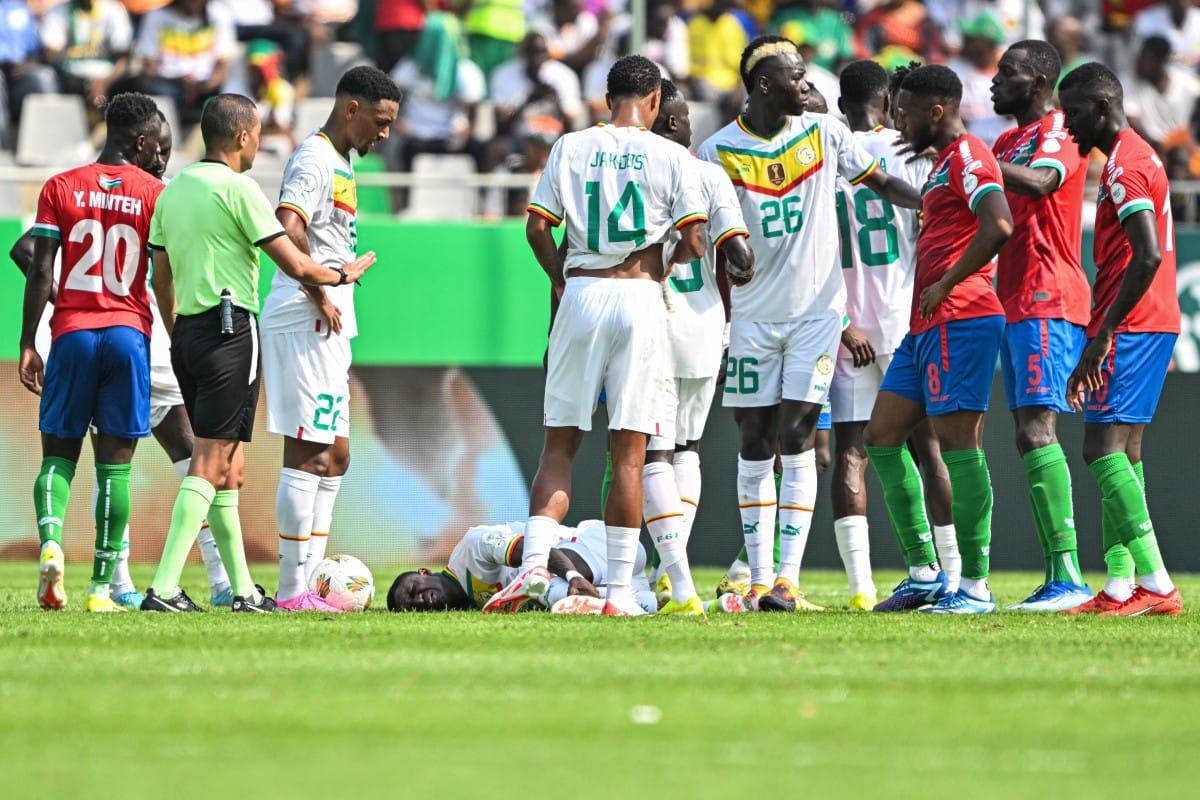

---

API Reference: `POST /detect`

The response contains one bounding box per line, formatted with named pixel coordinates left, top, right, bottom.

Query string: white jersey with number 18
left=527, top=123, right=707, bottom=274
left=836, top=126, right=931, bottom=355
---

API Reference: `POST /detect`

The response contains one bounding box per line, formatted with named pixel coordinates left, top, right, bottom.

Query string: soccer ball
left=309, top=554, right=375, bottom=611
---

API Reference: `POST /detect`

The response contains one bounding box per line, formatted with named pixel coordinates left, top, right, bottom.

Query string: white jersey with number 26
left=527, top=123, right=707, bottom=274
left=836, top=126, right=931, bottom=355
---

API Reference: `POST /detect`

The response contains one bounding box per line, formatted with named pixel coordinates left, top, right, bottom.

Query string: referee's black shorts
left=171, top=306, right=261, bottom=442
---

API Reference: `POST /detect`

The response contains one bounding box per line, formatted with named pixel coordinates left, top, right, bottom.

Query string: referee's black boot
left=140, top=587, right=205, bottom=612
left=231, top=585, right=281, bottom=613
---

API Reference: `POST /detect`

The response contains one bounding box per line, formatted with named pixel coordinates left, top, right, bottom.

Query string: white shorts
left=721, top=314, right=841, bottom=408
left=557, top=519, right=649, bottom=589
left=544, top=278, right=666, bottom=435
left=830, top=352, right=895, bottom=424
left=648, top=375, right=717, bottom=450
left=148, top=288, right=184, bottom=429
left=263, top=329, right=352, bottom=444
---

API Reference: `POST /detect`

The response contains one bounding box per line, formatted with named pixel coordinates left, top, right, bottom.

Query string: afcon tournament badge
left=1111, top=182, right=1127, bottom=204
left=817, top=354, right=833, bottom=376
left=767, top=163, right=786, bottom=186
left=962, top=172, right=979, bottom=194
left=796, top=146, right=816, bottom=166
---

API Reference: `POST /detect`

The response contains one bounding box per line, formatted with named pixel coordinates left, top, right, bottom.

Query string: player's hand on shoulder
left=841, top=324, right=876, bottom=367
left=18, top=346, right=43, bottom=396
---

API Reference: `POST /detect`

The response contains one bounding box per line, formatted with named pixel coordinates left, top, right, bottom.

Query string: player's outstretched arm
left=18, top=236, right=59, bottom=395
left=276, top=207, right=342, bottom=337
left=261, top=234, right=376, bottom=287
left=918, top=190, right=1013, bottom=319
left=150, top=250, right=177, bottom=337
left=719, top=233, right=754, bottom=287
left=861, top=169, right=923, bottom=210
left=527, top=212, right=565, bottom=289
left=999, top=162, right=1061, bottom=198
left=1067, top=209, right=1163, bottom=408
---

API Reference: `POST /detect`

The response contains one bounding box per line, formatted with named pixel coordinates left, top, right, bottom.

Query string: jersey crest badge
left=768, top=163, right=786, bottom=186
left=98, top=176, right=121, bottom=191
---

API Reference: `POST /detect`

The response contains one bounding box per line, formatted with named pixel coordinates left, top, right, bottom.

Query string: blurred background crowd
left=1, top=0, right=1198, bottom=219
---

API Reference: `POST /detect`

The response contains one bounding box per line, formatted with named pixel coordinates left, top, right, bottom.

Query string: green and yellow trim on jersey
left=442, top=566, right=502, bottom=610
left=714, top=227, right=750, bottom=248
left=504, top=535, right=522, bottom=567
left=277, top=201, right=310, bottom=225
left=527, top=203, right=563, bottom=226
left=716, top=120, right=860, bottom=198
left=734, top=115, right=788, bottom=142
left=674, top=211, right=708, bottom=229
left=31, top=222, right=60, bottom=240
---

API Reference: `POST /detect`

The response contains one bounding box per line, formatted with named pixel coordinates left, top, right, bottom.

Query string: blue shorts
left=817, top=400, right=831, bottom=431
left=40, top=326, right=151, bottom=439
left=880, top=316, right=1004, bottom=416
left=1084, top=332, right=1176, bottom=424
left=1000, top=318, right=1086, bottom=413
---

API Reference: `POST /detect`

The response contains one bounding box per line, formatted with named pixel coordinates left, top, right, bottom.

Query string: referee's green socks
left=34, top=456, right=75, bottom=547
left=864, top=445, right=936, bottom=568
left=206, top=490, right=258, bottom=599
left=151, top=476, right=216, bottom=596
left=93, top=464, right=131, bottom=584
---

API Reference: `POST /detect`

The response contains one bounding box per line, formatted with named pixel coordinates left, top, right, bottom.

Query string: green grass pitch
left=1, top=563, right=1196, bottom=798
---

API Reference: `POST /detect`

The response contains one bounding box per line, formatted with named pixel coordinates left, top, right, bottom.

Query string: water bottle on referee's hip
left=219, top=288, right=234, bottom=335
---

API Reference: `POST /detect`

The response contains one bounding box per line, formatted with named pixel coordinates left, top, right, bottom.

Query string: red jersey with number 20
left=1091, top=129, right=1180, bottom=338
left=32, top=162, right=163, bottom=340
left=911, top=133, right=1006, bottom=335
left=992, top=111, right=1090, bottom=325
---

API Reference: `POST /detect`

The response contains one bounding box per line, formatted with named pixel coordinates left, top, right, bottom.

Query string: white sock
left=276, top=468, right=321, bottom=601
left=834, top=515, right=874, bottom=596
left=643, top=461, right=697, bottom=602
left=111, top=525, right=134, bottom=595
left=306, top=475, right=342, bottom=581
left=737, top=456, right=777, bottom=587
left=672, top=450, right=702, bottom=546
left=605, top=525, right=641, bottom=601
left=1140, top=570, right=1174, bottom=595
left=933, top=524, right=960, bottom=593
left=959, top=577, right=990, bottom=601
left=910, top=563, right=941, bottom=582
left=1104, top=577, right=1135, bottom=601
left=521, top=515, right=557, bottom=571
left=776, top=451, right=817, bottom=586
left=174, top=458, right=231, bottom=592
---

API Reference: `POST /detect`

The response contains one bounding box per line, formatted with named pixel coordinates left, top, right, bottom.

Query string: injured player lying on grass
left=386, top=520, right=660, bottom=614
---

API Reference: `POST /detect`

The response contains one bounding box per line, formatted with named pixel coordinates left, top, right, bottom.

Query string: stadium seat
left=293, top=97, right=332, bottom=137
left=688, top=101, right=724, bottom=150
left=404, top=154, right=477, bottom=220
left=310, top=42, right=372, bottom=97
left=15, top=94, right=91, bottom=167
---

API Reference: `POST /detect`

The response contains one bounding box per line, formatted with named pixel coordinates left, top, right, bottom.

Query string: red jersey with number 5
left=1091, top=129, right=1180, bottom=338
left=911, top=133, right=1006, bottom=335
left=32, top=162, right=163, bottom=340
left=992, top=111, right=1090, bottom=325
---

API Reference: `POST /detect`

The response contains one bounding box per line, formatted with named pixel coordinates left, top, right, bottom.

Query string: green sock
left=1099, top=460, right=1142, bottom=581
left=1131, top=460, right=1145, bottom=491
left=34, top=456, right=76, bottom=546
left=734, top=473, right=783, bottom=568
left=942, top=449, right=993, bottom=580
left=1089, top=453, right=1165, bottom=576
left=1023, top=444, right=1082, bottom=585
left=207, top=490, right=257, bottom=598
left=600, top=450, right=613, bottom=515
left=865, top=445, right=936, bottom=567
left=151, top=476, right=215, bottom=596
left=93, top=464, right=131, bottom=584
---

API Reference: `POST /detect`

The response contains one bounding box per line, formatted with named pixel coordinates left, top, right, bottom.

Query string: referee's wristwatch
left=332, top=266, right=349, bottom=286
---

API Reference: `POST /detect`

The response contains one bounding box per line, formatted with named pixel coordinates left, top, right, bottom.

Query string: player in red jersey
left=863, top=65, right=1013, bottom=614
left=19, top=93, right=165, bottom=613
left=989, top=40, right=1095, bottom=611
left=1059, top=63, right=1183, bottom=616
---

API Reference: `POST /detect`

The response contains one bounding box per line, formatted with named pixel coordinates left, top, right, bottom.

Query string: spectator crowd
left=1, top=0, right=1200, bottom=216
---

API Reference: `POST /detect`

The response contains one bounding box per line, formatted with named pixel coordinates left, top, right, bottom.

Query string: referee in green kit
left=142, top=94, right=376, bottom=613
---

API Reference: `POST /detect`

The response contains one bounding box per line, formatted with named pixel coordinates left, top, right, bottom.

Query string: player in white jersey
left=385, top=520, right=655, bottom=613
left=486, top=55, right=707, bottom=617
left=8, top=112, right=234, bottom=610
left=262, top=67, right=399, bottom=610
left=695, top=36, right=922, bottom=612
left=827, top=60, right=960, bottom=610
left=639, top=78, right=755, bottom=611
